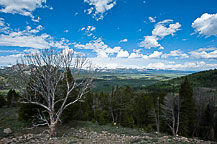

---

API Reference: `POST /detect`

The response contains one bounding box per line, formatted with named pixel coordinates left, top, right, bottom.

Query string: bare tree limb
left=18, top=48, right=94, bottom=137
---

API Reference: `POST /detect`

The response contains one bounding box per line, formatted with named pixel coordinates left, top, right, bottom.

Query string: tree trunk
left=49, top=123, right=56, bottom=137
left=111, top=112, right=115, bottom=123
left=49, top=112, right=57, bottom=138
left=176, top=110, right=180, bottom=136
left=157, top=122, right=160, bottom=132
left=210, top=127, right=215, bottom=140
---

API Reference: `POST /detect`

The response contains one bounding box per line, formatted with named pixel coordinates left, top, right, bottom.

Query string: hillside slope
left=145, top=69, right=217, bottom=92
left=0, top=108, right=213, bottom=144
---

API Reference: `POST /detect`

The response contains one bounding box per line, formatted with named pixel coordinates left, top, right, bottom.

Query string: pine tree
left=7, top=89, right=13, bottom=107
left=134, top=94, right=153, bottom=128
left=0, top=95, right=6, bottom=108
left=179, top=77, right=196, bottom=137
left=121, top=86, right=134, bottom=127
left=7, top=89, right=19, bottom=107
left=57, top=67, right=81, bottom=122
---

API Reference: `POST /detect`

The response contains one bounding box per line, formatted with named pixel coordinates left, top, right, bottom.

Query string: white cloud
left=145, top=61, right=217, bottom=71
left=64, top=30, right=69, bottom=33
left=95, top=49, right=109, bottom=58
left=0, top=33, right=50, bottom=49
left=74, top=38, right=124, bottom=58
left=74, top=12, right=78, bottom=16
left=106, top=63, right=118, bottom=69
left=148, top=17, right=156, bottom=23
left=138, top=28, right=142, bottom=32
left=189, top=47, right=217, bottom=59
left=105, top=46, right=121, bottom=54
left=128, top=49, right=142, bottom=58
left=86, top=26, right=96, bottom=31
left=143, top=51, right=162, bottom=59
left=80, top=26, right=96, bottom=37
left=162, top=49, right=189, bottom=59
left=75, top=38, right=107, bottom=50
left=60, top=48, right=74, bottom=56
left=148, top=51, right=162, bottom=58
left=1, top=53, right=217, bottom=71
left=88, top=57, right=217, bottom=71
left=23, top=49, right=40, bottom=55
left=49, top=38, right=71, bottom=49
left=146, top=62, right=169, bottom=70
left=128, top=53, right=141, bottom=58
left=152, top=20, right=181, bottom=38
left=32, top=17, right=40, bottom=22
left=0, top=49, right=19, bottom=53
left=120, top=38, right=128, bottom=43
left=0, top=23, right=71, bottom=49
left=0, top=18, right=9, bottom=33
left=128, top=49, right=162, bottom=60
left=140, top=19, right=181, bottom=49
left=0, top=53, right=23, bottom=66
left=192, top=13, right=217, bottom=37
left=196, top=47, right=217, bottom=51
left=0, top=18, right=5, bottom=26
left=0, top=0, right=49, bottom=21
left=0, top=48, right=74, bottom=66
left=37, top=25, right=43, bottom=30
left=84, top=0, right=116, bottom=21
left=139, top=36, right=163, bottom=49
left=25, top=25, right=43, bottom=33
left=90, top=57, right=157, bottom=69
left=116, top=50, right=129, bottom=58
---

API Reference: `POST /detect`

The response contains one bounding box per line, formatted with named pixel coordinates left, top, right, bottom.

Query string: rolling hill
left=145, top=69, right=217, bottom=92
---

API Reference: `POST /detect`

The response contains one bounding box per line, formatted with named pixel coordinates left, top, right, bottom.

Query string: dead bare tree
left=18, top=49, right=93, bottom=137
left=152, top=96, right=160, bottom=132
left=162, top=92, right=182, bottom=136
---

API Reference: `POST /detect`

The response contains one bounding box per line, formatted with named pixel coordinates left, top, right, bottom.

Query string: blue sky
left=0, top=0, right=217, bottom=71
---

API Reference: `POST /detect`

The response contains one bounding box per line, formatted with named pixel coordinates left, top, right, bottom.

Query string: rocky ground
left=0, top=127, right=214, bottom=144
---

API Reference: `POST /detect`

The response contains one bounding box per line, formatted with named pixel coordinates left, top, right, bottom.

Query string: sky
left=0, top=0, right=217, bottom=71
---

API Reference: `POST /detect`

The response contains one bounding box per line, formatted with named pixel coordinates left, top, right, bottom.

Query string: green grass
left=0, top=89, right=9, bottom=96
left=0, top=107, right=24, bottom=128
left=0, top=107, right=28, bottom=137
left=0, top=107, right=145, bottom=138
left=0, top=107, right=54, bottom=138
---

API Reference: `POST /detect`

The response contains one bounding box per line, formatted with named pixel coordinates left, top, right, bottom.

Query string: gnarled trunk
left=49, top=123, right=56, bottom=137
left=49, top=112, right=57, bottom=138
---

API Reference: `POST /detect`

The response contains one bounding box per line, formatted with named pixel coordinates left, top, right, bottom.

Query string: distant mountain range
left=95, top=67, right=195, bottom=74
left=0, top=64, right=196, bottom=75
left=0, top=64, right=35, bottom=75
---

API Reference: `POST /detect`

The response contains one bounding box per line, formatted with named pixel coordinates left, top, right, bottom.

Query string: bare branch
left=17, top=48, right=94, bottom=137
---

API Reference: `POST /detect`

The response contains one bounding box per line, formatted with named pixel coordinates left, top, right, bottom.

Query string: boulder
left=3, top=128, right=12, bottom=134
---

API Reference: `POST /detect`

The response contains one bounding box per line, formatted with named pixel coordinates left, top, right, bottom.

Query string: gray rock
left=3, top=128, right=12, bottom=134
